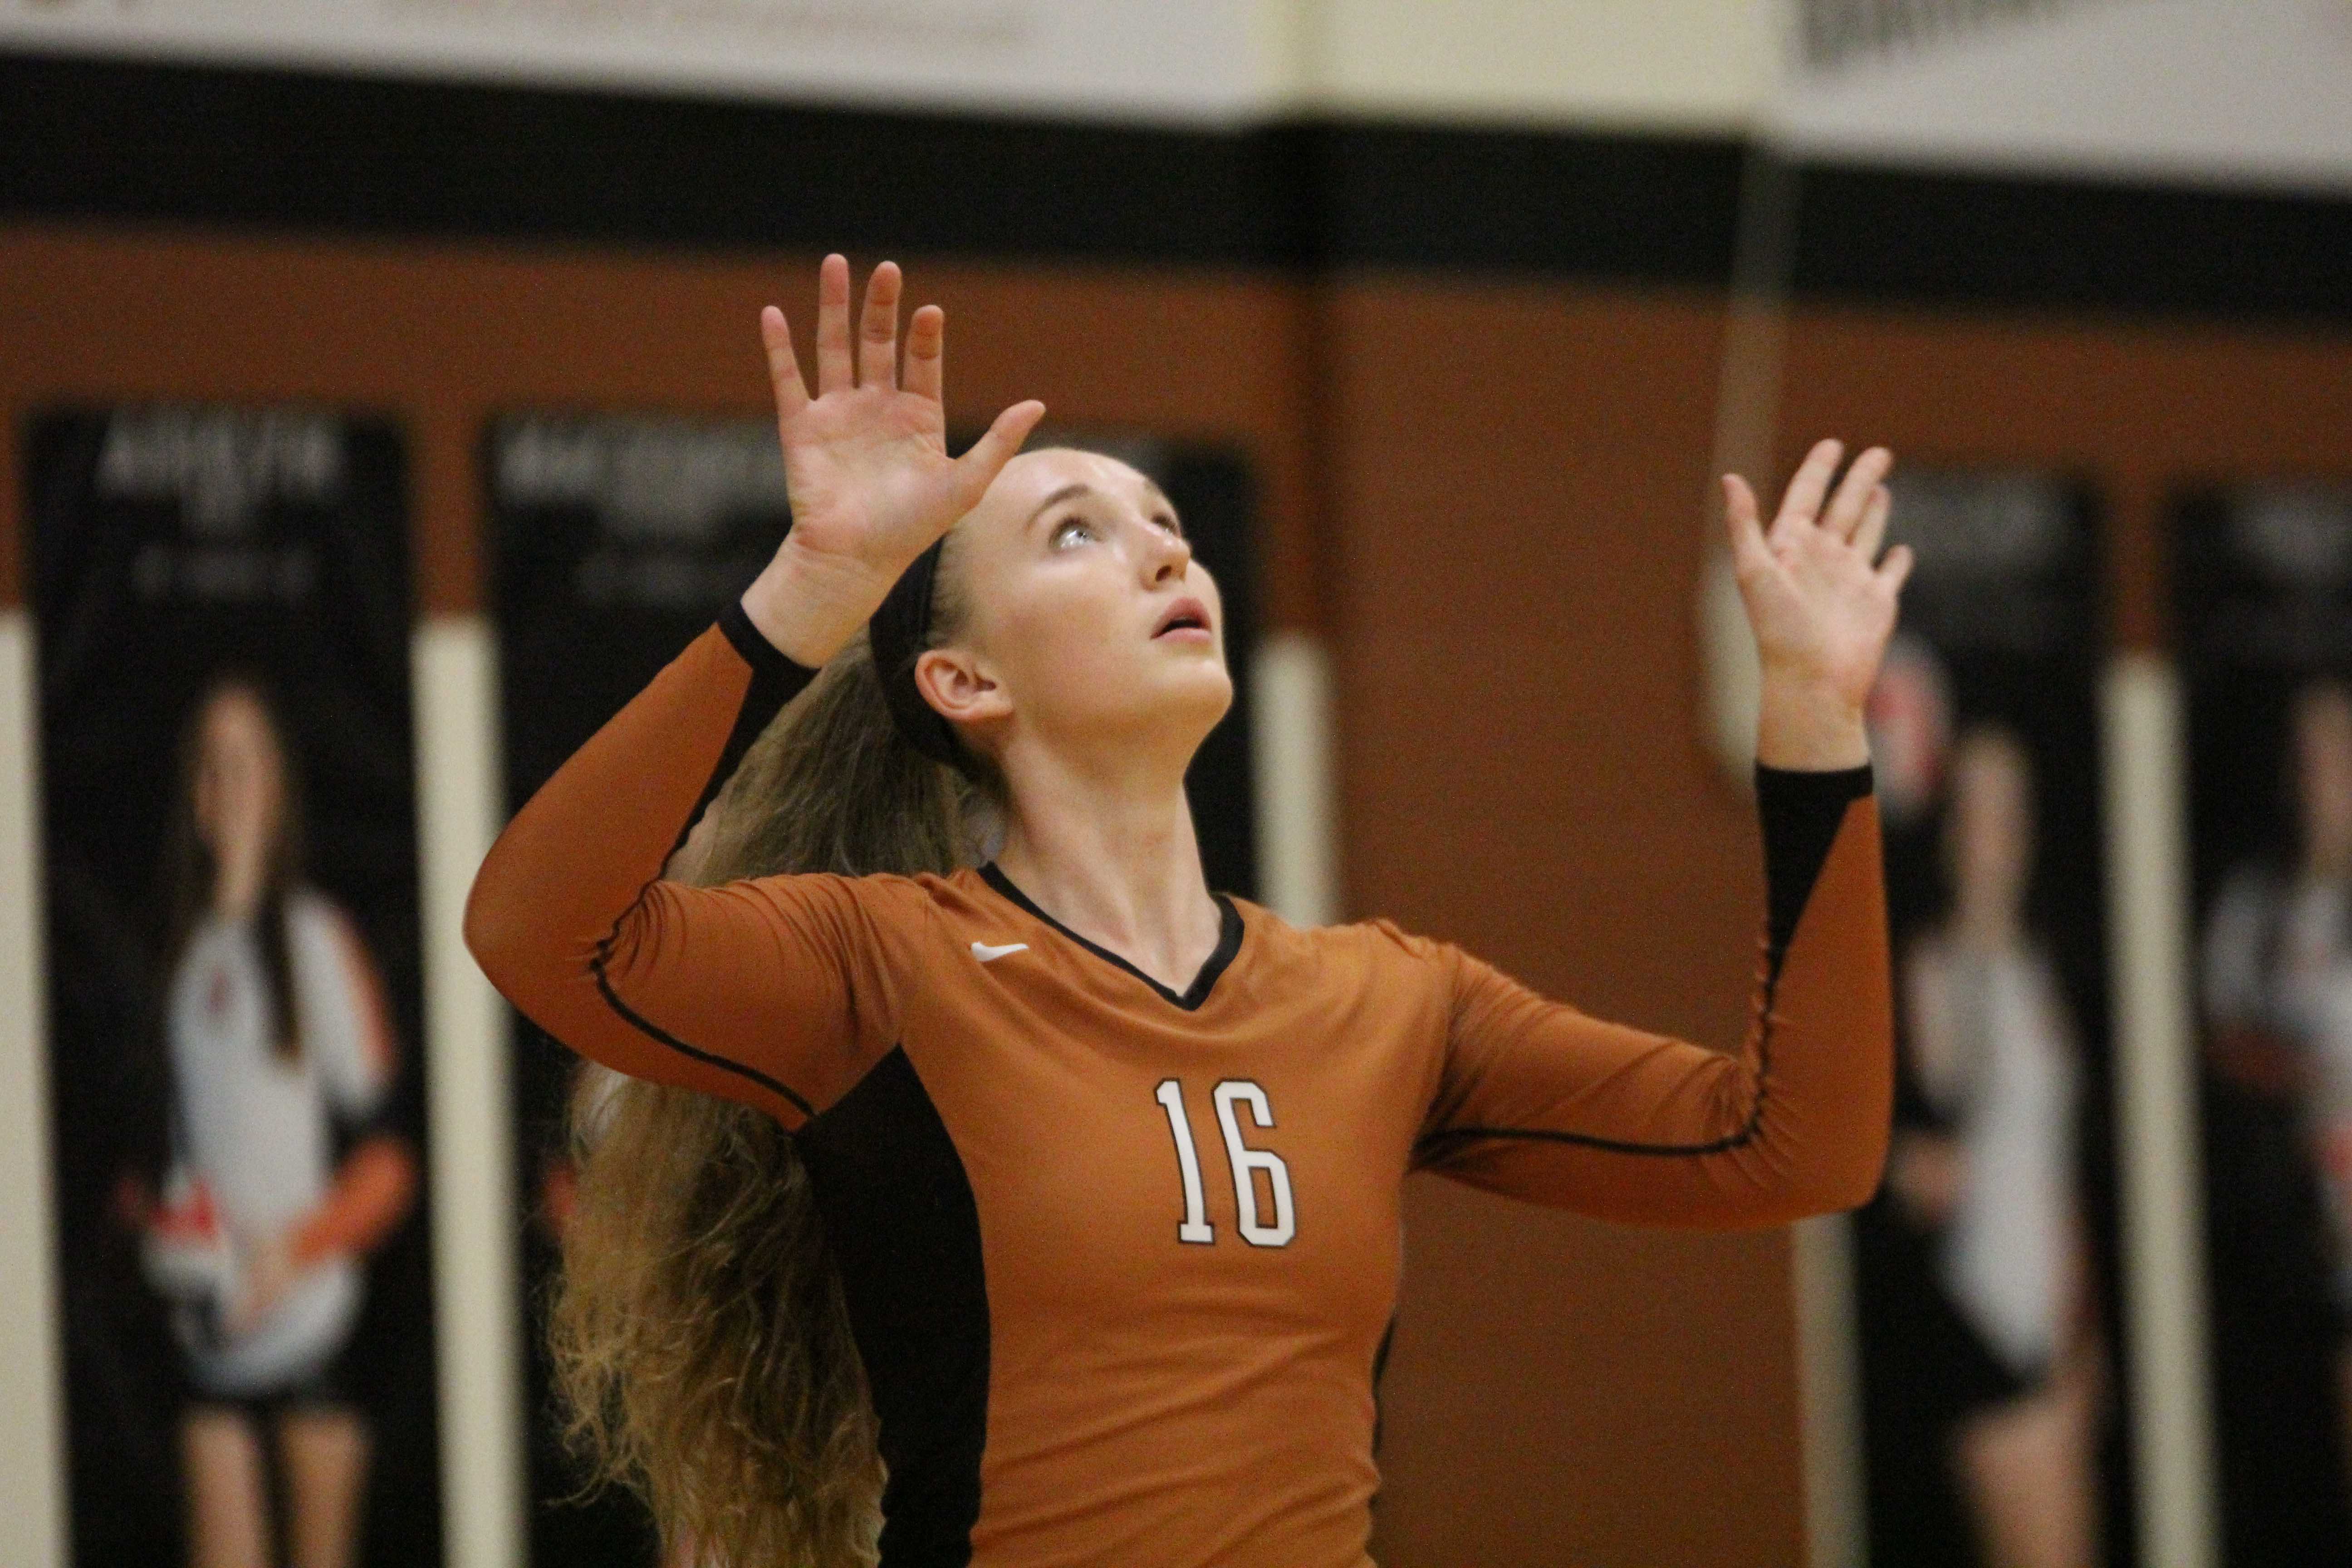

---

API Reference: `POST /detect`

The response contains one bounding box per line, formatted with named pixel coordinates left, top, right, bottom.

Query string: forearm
left=463, top=605, right=815, bottom=1052
left=1419, top=769, right=1893, bottom=1229
left=288, top=1136, right=416, bottom=1268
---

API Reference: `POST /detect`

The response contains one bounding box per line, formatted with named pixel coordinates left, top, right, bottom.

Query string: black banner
left=28, top=404, right=439, bottom=1568
left=1852, top=470, right=2125, bottom=1566
left=2176, top=481, right=2352, bottom=1564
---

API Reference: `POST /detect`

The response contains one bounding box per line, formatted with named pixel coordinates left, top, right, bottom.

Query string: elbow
left=462, top=860, right=543, bottom=1008
left=461, top=873, right=509, bottom=987
left=1785, top=1119, right=1891, bottom=1222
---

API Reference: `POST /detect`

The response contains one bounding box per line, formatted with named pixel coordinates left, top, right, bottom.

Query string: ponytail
left=548, top=630, right=993, bottom=1568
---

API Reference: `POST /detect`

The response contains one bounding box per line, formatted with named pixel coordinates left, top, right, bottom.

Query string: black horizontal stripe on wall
left=0, top=52, right=1314, bottom=264
left=1788, top=159, right=2352, bottom=325
left=0, top=52, right=1744, bottom=284
left=3, top=49, right=2348, bottom=321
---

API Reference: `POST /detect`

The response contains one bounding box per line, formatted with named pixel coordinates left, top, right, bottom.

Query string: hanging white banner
left=0, top=0, right=1289, bottom=125
left=1771, top=0, right=2352, bottom=195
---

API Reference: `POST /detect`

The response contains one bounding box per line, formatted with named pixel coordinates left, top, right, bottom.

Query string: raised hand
left=744, top=255, right=1045, bottom=665
left=1725, top=440, right=1914, bottom=770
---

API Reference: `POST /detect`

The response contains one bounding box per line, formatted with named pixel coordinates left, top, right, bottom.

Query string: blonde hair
left=548, top=616, right=995, bottom=1567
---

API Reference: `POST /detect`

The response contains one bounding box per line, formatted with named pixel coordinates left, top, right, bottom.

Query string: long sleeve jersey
left=465, top=605, right=1894, bottom=1568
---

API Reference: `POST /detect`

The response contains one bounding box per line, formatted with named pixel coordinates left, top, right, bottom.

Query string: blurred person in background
left=2203, top=678, right=2352, bottom=1499
left=1888, top=727, right=2098, bottom=1568
left=134, top=678, right=417, bottom=1568
left=468, top=257, right=1908, bottom=1568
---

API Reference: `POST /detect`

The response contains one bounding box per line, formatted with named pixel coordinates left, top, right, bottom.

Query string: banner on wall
left=1850, top=470, right=2125, bottom=1568
left=1774, top=0, right=2352, bottom=196
left=27, top=404, right=440, bottom=1568
left=0, top=0, right=1278, bottom=124
left=485, top=411, right=1261, bottom=1565
left=2176, top=481, right=2352, bottom=1564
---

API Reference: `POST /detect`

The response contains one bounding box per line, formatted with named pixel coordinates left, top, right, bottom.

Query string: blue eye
left=1051, top=519, right=1095, bottom=549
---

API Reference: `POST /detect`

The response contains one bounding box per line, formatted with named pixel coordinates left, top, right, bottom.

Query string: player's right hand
left=743, top=255, right=1044, bottom=666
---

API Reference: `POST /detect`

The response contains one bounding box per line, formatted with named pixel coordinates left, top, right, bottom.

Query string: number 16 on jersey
left=1154, top=1078, right=1295, bottom=1248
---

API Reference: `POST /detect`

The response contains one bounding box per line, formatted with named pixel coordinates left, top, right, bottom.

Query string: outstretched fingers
left=814, top=254, right=854, bottom=394
left=1822, top=446, right=1893, bottom=541
left=1852, top=481, right=1893, bottom=561
left=858, top=261, right=903, bottom=389
left=950, top=400, right=1048, bottom=509
left=1876, top=542, right=1916, bottom=596
left=903, top=304, right=946, bottom=403
left=1723, top=473, right=1772, bottom=574
left=1771, top=439, right=1845, bottom=544
left=759, top=305, right=809, bottom=423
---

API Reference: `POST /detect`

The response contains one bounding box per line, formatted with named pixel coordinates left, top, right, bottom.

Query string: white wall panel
left=0, top=0, right=1291, bottom=125
left=0, top=610, right=67, bottom=1568
left=1774, top=0, right=2352, bottom=194
left=1309, top=0, right=1780, bottom=130
left=412, top=618, right=526, bottom=1568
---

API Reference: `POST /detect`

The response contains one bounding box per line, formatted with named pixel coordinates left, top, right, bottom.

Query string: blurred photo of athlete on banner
left=1851, top=471, right=2121, bottom=1568
left=28, top=406, right=440, bottom=1568
left=2177, top=483, right=2352, bottom=1563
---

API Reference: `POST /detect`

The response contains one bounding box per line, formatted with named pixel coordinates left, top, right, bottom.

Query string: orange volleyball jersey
left=466, top=609, right=1893, bottom=1568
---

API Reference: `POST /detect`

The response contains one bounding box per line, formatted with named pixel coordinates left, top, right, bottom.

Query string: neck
left=1949, top=894, right=2018, bottom=953
left=213, top=852, right=268, bottom=925
left=992, top=734, right=1222, bottom=995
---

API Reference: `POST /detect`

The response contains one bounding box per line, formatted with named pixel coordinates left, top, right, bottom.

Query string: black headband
left=867, top=537, right=971, bottom=772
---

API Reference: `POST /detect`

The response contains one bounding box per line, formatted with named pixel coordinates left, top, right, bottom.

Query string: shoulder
left=286, top=889, right=363, bottom=960
left=723, top=866, right=1003, bottom=949
left=1225, top=899, right=1463, bottom=985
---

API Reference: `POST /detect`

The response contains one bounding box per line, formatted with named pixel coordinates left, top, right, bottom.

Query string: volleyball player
left=143, top=679, right=416, bottom=1568
left=466, top=256, right=1909, bottom=1566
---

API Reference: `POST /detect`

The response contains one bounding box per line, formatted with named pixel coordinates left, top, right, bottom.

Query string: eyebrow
left=1024, top=478, right=1184, bottom=532
left=1026, top=483, right=1094, bottom=529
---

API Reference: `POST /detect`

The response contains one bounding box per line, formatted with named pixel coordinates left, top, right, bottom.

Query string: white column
left=412, top=617, right=526, bottom=1568
left=0, top=609, right=67, bottom=1568
left=2101, top=652, right=2217, bottom=1568
left=1250, top=631, right=1341, bottom=927
left=1792, top=1214, right=1866, bottom=1568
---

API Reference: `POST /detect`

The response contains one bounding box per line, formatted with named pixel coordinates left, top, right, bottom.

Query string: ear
left=914, top=647, right=1013, bottom=733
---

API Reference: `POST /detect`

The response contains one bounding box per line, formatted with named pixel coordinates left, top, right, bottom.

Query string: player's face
left=192, top=687, right=286, bottom=875
left=929, top=448, right=1232, bottom=767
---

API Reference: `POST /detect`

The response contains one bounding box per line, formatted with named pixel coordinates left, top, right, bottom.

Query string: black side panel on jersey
left=795, top=1046, right=991, bottom=1568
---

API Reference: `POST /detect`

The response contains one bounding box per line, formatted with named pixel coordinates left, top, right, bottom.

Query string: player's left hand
left=1725, top=439, right=1913, bottom=769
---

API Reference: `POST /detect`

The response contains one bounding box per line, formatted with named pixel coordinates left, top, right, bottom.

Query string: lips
left=1152, top=597, right=1212, bottom=639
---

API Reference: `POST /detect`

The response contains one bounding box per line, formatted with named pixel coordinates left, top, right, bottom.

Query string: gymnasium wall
left=6, top=15, right=2352, bottom=1568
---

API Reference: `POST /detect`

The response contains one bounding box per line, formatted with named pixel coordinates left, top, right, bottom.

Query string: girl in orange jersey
left=467, top=257, right=1911, bottom=1568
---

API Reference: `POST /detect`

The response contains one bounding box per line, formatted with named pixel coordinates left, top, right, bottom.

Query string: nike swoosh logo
left=971, top=941, right=1030, bottom=963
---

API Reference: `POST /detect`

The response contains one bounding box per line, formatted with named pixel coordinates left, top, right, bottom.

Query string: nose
left=1139, top=520, right=1192, bottom=584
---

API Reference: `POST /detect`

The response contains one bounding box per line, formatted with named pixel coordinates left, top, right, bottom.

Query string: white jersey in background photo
left=2205, top=867, right=2352, bottom=1303
left=157, top=889, right=397, bottom=1396
left=1906, top=936, right=2081, bottom=1379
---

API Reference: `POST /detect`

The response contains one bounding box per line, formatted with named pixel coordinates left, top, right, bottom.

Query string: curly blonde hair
left=547, top=615, right=995, bottom=1567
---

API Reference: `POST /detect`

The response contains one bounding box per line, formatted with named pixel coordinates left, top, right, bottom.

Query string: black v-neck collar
left=977, top=862, right=1243, bottom=1012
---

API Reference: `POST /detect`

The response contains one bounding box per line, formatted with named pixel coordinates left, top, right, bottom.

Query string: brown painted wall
left=0, top=227, right=1319, bottom=625
left=1326, top=276, right=1799, bottom=1567
left=10, top=224, right=2352, bottom=1568
left=1776, top=307, right=2352, bottom=650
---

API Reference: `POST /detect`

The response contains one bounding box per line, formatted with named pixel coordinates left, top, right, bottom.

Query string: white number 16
left=1153, top=1078, right=1296, bottom=1248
